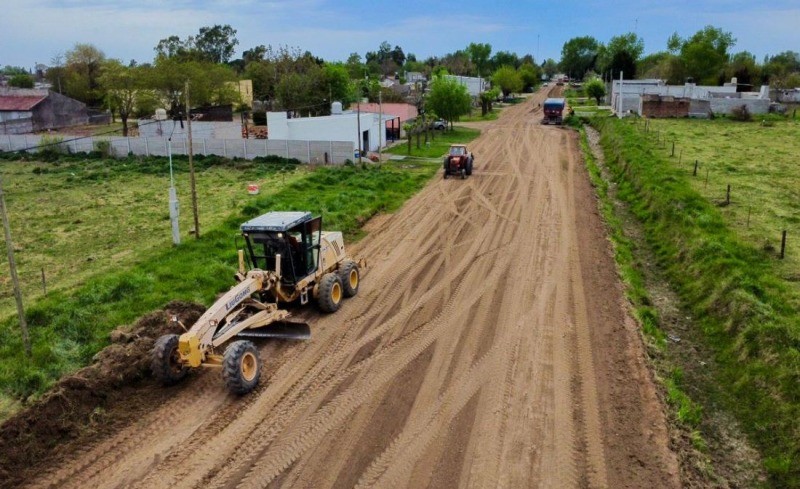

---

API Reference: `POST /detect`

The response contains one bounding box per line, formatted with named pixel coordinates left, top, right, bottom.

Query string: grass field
left=0, top=155, right=305, bottom=321
left=638, top=117, right=800, bottom=294
left=592, top=115, right=800, bottom=485
left=0, top=153, right=439, bottom=418
left=386, top=126, right=481, bottom=159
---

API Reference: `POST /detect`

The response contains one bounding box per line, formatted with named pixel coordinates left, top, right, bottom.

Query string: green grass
left=460, top=107, right=500, bottom=122
left=634, top=117, right=800, bottom=288
left=0, top=154, right=304, bottom=322
left=385, top=126, right=481, bottom=159
left=0, top=154, right=438, bottom=411
left=591, top=115, right=800, bottom=487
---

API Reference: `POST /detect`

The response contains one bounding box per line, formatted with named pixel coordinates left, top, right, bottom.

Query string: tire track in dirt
left=26, top=88, right=681, bottom=489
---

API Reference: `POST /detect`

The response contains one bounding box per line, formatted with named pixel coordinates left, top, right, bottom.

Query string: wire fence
left=632, top=117, right=797, bottom=261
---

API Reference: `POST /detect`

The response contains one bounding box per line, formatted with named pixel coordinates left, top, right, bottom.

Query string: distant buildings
left=0, top=88, right=88, bottom=134
left=611, top=78, right=771, bottom=117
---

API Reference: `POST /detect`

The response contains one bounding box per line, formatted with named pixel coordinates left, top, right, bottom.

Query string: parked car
left=431, top=119, right=447, bottom=130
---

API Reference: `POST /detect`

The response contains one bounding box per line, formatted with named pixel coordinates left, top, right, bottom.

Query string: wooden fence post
left=780, top=230, right=787, bottom=259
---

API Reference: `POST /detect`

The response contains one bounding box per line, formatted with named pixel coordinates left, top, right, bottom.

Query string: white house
left=267, top=105, right=392, bottom=154
left=444, top=75, right=488, bottom=97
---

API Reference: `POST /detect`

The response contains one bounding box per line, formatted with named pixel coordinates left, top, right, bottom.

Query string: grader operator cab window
left=242, top=214, right=322, bottom=285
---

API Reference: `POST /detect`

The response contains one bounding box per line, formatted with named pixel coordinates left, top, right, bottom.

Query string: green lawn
left=460, top=107, right=500, bottom=122
left=386, top=126, right=481, bottom=159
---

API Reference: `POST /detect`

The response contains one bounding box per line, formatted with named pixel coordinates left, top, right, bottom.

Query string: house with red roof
left=0, top=88, right=88, bottom=135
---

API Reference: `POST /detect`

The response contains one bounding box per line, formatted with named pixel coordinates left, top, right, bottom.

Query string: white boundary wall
left=0, top=135, right=354, bottom=164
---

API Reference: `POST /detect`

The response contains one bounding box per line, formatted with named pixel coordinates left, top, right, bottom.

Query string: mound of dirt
left=0, top=301, right=205, bottom=488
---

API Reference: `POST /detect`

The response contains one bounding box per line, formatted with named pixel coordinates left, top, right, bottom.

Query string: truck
left=542, top=98, right=566, bottom=125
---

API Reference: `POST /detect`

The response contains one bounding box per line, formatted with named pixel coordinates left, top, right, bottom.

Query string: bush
left=93, top=140, right=113, bottom=158
left=729, top=104, right=752, bottom=122
left=38, top=135, right=67, bottom=160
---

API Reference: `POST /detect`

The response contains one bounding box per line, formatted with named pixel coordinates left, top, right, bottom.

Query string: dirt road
left=26, top=89, right=679, bottom=488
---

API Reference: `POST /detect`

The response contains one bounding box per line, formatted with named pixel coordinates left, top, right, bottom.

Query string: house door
left=362, top=130, right=369, bottom=153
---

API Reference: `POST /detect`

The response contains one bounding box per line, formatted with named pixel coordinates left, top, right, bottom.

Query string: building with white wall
left=267, top=107, right=390, bottom=154
left=444, top=75, right=488, bottom=97
left=611, top=78, right=770, bottom=116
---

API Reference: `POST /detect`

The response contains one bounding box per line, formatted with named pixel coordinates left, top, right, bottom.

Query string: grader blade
left=237, top=320, right=311, bottom=340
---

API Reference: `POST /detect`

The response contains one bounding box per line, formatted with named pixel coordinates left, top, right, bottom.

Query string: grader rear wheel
left=339, top=260, right=360, bottom=297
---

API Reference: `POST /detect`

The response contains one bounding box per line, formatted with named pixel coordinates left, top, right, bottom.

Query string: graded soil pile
left=10, top=87, right=679, bottom=488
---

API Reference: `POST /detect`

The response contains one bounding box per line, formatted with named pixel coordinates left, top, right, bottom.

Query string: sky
left=1, top=0, right=798, bottom=70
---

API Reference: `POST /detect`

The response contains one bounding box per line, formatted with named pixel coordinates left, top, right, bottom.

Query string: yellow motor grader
left=152, top=211, right=362, bottom=394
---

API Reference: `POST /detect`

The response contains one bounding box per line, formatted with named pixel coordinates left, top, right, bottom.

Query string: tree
left=763, top=51, right=800, bottom=86
left=479, top=87, right=501, bottom=116
left=597, top=33, right=643, bottom=79
left=426, top=76, right=472, bottom=129
left=243, top=45, right=268, bottom=64
left=99, top=60, right=146, bottom=136
left=150, top=58, right=238, bottom=116
left=390, top=45, right=406, bottom=67
left=584, top=78, right=606, bottom=104
left=560, top=36, right=600, bottom=80
left=492, top=66, right=523, bottom=98
left=542, top=58, right=558, bottom=79
left=490, top=51, right=520, bottom=72
left=466, top=42, right=492, bottom=77
left=9, top=73, right=34, bottom=88
left=155, top=35, right=196, bottom=61
left=61, top=43, right=106, bottom=105
left=322, top=63, right=356, bottom=108
left=518, top=63, right=541, bottom=92
left=726, top=51, right=761, bottom=88
left=676, top=26, right=736, bottom=84
left=440, top=50, right=473, bottom=76
left=194, top=24, right=239, bottom=63
left=155, top=25, right=238, bottom=64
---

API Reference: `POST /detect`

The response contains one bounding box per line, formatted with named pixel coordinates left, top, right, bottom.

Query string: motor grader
left=152, top=211, right=362, bottom=394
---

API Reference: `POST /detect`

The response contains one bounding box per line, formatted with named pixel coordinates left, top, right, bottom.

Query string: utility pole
left=185, top=80, right=200, bottom=239
left=0, top=175, right=30, bottom=356
left=356, top=100, right=362, bottom=161
left=378, top=89, right=382, bottom=163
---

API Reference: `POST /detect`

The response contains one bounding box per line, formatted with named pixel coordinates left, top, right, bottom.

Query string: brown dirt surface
left=0, top=301, right=205, bottom=489
left=8, top=87, right=681, bottom=488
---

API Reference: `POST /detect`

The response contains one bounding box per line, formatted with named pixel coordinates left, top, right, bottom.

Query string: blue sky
left=1, top=0, right=798, bottom=69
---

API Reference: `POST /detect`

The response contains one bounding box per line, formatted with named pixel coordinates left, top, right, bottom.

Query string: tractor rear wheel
left=223, top=340, right=261, bottom=395
left=466, top=158, right=473, bottom=176
left=339, top=260, right=360, bottom=297
left=152, top=334, right=188, bottom=385
left=318, top=273, right=343, bottom=312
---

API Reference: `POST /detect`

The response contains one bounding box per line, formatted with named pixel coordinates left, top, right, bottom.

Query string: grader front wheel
left=223, top=340, right=261, bottom=395
left=152, top=334, right=188, bottom=385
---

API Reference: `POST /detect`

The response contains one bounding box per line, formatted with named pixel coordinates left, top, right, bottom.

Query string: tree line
left=2, top=23, right=798, bottom=138
left=558, top=26, right=800, bottom=89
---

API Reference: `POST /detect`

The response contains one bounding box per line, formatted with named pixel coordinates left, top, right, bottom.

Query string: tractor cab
left=240, top=211, right=322, bottom=286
